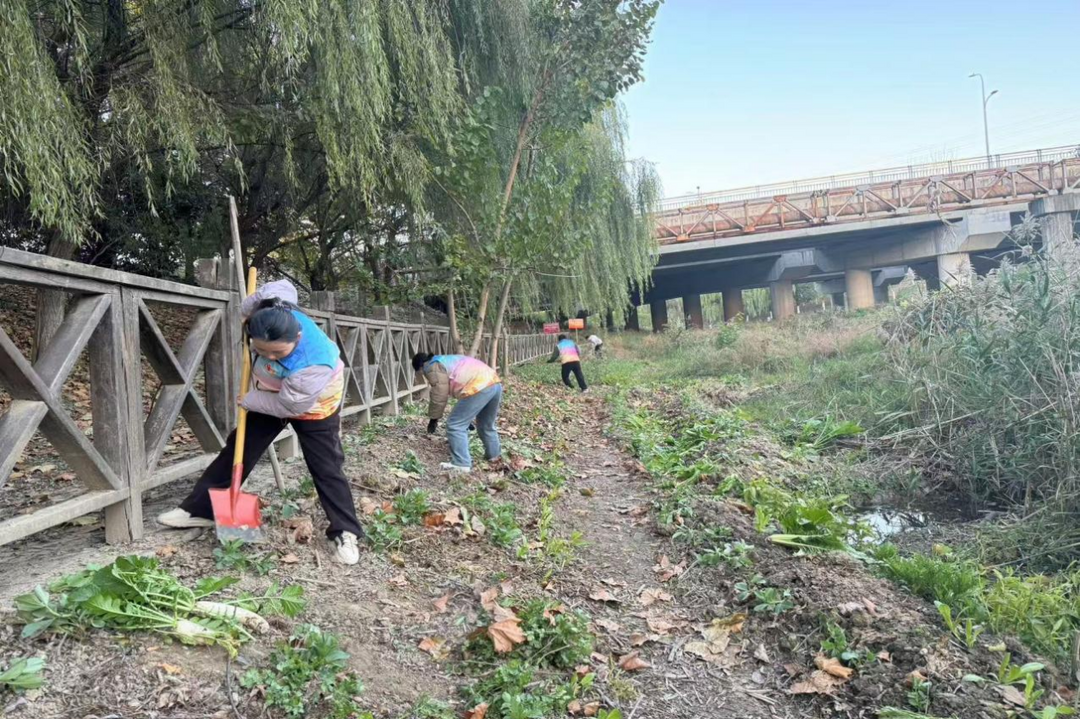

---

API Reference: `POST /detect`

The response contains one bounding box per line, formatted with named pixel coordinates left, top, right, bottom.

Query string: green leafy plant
left=516, top=464, right=568, bottom=489
left=0, top=657, right=45, bottom=692
left=1032, top=707, right=1077, bottom=719
left=13, top=556, right=302, bottom=654
left=874, top=546, right=985, bottom=619
left=698, top=541, right=754, bottom=569
left=241, top=625, right=369, bottom=719
left=488, top=503, right=524, bottom=549
left=366, top=509, right=405, bottom=551
left=934, top=601, right=983, bottom=650
left=907, top=675, right=932, bottom=713
left=393, top=488, right=431, bottom=525
left=751, top=587, right=794, bottom=615
left=394, top=451, right=426, bottom=476
left=214, top=540, right=276, bottom=576
left=789, top=416, right=864, bottom=452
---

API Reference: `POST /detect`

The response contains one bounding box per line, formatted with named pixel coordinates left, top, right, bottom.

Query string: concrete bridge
left=635, top=145, right=1080, bottom=329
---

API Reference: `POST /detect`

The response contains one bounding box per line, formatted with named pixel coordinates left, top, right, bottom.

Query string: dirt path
left=553, top=410, right=785, bottom=718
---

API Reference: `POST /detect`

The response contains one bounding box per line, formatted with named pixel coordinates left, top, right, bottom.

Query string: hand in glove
left=427, top=418, right=438, bottom=434
left=468, top=423, right=476, bottom=432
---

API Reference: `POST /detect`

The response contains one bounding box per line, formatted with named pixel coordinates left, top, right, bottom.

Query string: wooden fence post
left=97, top=289, right=142, bottom=543
left=380, top=306, right=399, bottom=416
left=195, top=257, right=236, bottom=435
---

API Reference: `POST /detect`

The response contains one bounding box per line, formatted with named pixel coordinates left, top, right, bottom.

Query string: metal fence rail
left=659, top=144, right=1080, bottom=212
left=0, top=249, right=547, bottom=547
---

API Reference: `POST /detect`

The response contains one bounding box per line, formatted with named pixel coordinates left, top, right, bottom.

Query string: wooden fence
left=0, top=248, right=548, bottom=547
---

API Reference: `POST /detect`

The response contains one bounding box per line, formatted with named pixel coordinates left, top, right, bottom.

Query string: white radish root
left=173, top=618, right=220, bottom=645
left=193, top=601, right=270, bottom=634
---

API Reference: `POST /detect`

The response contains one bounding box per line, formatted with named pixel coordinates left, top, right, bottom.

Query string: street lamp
left=968, top=73, right=998, bottom=167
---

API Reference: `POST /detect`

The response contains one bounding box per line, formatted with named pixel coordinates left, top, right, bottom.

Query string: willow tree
left=0, top=0, right=464, bottom=353
left=431, top=0, right=661, bottom=360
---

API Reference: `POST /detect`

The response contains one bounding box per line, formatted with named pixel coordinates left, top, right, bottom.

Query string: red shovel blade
left=209, top=466, right=264, bottom=543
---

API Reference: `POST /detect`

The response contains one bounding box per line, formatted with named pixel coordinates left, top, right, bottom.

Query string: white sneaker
left=439, top=462, right=472, bottom=474
left=157, top=508, right=214, bottom=528
left=330, top=531, right=360, bottom=565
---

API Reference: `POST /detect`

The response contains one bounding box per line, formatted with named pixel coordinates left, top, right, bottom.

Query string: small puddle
left=857, top=507, right=927, bottom=538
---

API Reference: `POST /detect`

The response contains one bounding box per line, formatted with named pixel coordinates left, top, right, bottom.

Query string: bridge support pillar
left=625, top=306, right=640, bottom=331
left=682, top=294, right=704, bottom=329
left=722, top=289, right=744, bottom=322
left=1030, top=193, right=1080, bottom=257
left=845, top=269, right=875, bottom=310
left=831, top=292, right=846, bottom=309
left=874, top=285, right=889, bottom=305
left=936, top=252, right=972, bottom=287
left=770, top=280, right=795, bottom=320
left=649, top=300, right=669, bottom=333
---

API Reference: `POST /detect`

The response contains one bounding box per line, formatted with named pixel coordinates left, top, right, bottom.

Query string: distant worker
left=411, top=353, right=502, bottom=473
left=587, top=333, right=604, bottom=357
left=548, top=334, right=588, bottom=393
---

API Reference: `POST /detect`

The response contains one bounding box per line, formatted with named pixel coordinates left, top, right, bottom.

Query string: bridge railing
left=659, top=144, right=1080, bottom=212
left=0, top=249, right=548, bottom=548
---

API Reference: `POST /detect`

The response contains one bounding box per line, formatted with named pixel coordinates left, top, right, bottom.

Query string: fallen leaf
left=568, top=700, right=583, bottom=715
left=588, top=588, right=620, bottom=603
left=783, top=663, right=803, bottom=677
left=158, top=663, right=182, bottom=675
left=600, top=578, right=628, bottom=588
left=388, top=573, right=408, bottom=587
left=480, top=587, right=500, bottom=612
left=997, top=685, right=1026, bottom=707
left=155, top=545, right=179, bottom=558
left=418, top=636, right=448, bottom=660
left=444, top=506, right=463, bottom=525
left=360, top=497, right=379, bottom=515
left=488, top=618, right=526, bottom=653
left=653, top=555, right=686, bottom=582
left=790, top=671, right=846, bottom=695
left=618, top=652, right=650, bottom=672
left=57, top=472, right=76, bottom=482
left=574, top=665, right=593, bottom=678
left=280, top=552, right=300, bottom=564
left=628, top=505, right=649, bottom=517
left=580, top=487, right=596, bottom=497
left=594, top=618, right=621, bottom=633
left=433, top=594, right=451, bottom=613
left=907, top=670, right=928, bottom=686
left=283, top=516, right=314, bottom=544
left=630, top=633, right=659, bottom=647
left=470, top=515, right=487, bottom=536
left=464, top=703, right=489, bottom=719
left=754, top=644, right=771, bottom=663
left=876, top=650, right=891, bottom=663
left=583, top=702, right=600, bottom=717
left=422, top=512, right=445, bottom=527
left=639, top=588, right=673, bottom=606
left=542, top=604, right=566, bottom=625
left=814, top=655, right=854, bottom=680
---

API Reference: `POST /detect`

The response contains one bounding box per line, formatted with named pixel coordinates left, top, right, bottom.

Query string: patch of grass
left=241, top=624, right=369, bottom=719
left=873, top=545, right=985, bottom=619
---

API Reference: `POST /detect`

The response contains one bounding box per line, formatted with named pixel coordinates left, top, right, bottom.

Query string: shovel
left=209, top=265, right=264, bottom=543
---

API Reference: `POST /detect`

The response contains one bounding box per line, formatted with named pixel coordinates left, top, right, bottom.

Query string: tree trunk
left=467, top=281, right=492, bottom=357
left=487, top=278, right=514, bottom=366
left=34, top=235, right=78, bottom=361
left=447, top=288, right=464, bottom=354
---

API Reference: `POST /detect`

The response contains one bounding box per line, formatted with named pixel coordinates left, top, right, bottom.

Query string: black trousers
left=180, top=410, right=363, bottom=539
left=561, top=361, right=588, bottom=391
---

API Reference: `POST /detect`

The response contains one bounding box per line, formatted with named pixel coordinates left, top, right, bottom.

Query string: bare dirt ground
left=0, top=350, right=1066, bottom=719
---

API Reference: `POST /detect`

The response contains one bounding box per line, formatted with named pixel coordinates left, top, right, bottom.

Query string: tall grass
left=886, top=229, right=1080, bottom=512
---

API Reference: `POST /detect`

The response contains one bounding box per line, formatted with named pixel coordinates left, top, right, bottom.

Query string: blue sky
left=623, top=0, right=1080, bottom=199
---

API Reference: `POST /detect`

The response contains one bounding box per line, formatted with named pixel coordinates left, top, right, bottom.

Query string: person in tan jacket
left=412, top=352, right=502, bottom=473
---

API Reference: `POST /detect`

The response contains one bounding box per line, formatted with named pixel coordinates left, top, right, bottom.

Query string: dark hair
left=412, top=352, right=435, bottom=372
left=557, top=334, right=567, bottom=340
left=248, top=299, right=301, bottom=343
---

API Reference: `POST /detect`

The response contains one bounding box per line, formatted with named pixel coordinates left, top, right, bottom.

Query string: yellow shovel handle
left=232, top=266, right=258, bottom=469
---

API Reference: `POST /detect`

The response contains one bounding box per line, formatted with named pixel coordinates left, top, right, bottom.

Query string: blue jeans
left=447, top=383, right=502, bottom=468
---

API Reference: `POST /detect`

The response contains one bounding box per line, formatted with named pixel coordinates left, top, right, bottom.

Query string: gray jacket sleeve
left=241, top=364, right=336, bottom=418
left=241, top=280, right=300, bottom=319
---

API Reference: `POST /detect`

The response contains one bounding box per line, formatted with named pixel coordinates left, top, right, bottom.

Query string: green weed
left=0, top=657, right=45, bottom=692
left=213, top=540, right=276, bottom=576
left=241, top=625, right=369, bottom=719
left=873, top=545, right=985, bottom=618
left=393, top=488, right=431, bottom=524
left=394, top=451, right=426, bottom=476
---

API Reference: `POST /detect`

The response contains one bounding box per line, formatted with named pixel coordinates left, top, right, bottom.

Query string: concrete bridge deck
left=635, top=145, right=1080, bottom=330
